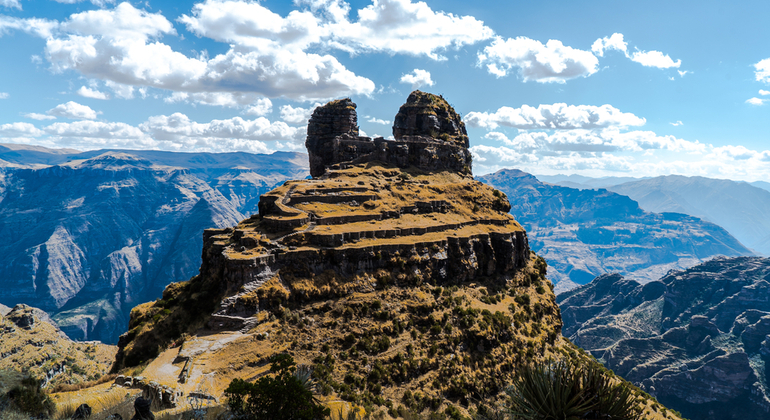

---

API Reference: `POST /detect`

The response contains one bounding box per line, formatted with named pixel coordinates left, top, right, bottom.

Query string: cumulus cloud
left=105, top=81, right=135, bottom=99
left=746, top=97, right=766, bottom=106
left=280, top=105, right=315, bottom=125
left=465, top=103, right=645, bottom=130
left=0, top=122, right=44, bottom=137
left=47, top=101, right=100, bottom=120
left=755, top=58, right=770, bottom=83
left=400, top=69, right=434, bottom=89
left=1, top=0, right=21, bottom=10
left=24, top=113, right=57, bottom=120
left=77, top=86, right=109, bottom=100
left=760, top=89, right=770, bottom=96
left=326, top=0, right=494, bottom=60
left=630, top=50, right=681, bottom=69
left=591, top=33, right=627, bottom=57
left=0, top=92, right=8, bottom=99
left=245, top=98, right=273, bottom=117
left=478, top=37, right=598, bottom=83
left=0, top=15, right=58, bottom=38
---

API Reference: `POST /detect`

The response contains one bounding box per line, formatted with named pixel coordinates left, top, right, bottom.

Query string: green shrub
left=225, top=354, right=330, bottom=420
left=3, top=376, right=55, bottom=417
left=506, top=360, right=639, bottom=420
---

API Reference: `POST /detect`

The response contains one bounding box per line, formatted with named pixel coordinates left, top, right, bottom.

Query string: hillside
left=0, top=150, right=307, bottom=343
left=105, top=92, right=682, bottom=420
left=558, top=257, right=770, bottom=420
left=0, top=304, right=116, bottom=391
left=477, top=169, right=752, bottom=292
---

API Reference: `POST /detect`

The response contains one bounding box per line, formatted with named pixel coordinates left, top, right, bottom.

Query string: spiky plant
left=505, top=360, right=639, bottom=420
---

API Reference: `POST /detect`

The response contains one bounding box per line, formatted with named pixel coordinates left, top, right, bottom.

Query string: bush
left=505, top=360, right=639, bottom=420
left=3, top=376, right=55, bottom=417
left=225, top=354, right=330, bottom=420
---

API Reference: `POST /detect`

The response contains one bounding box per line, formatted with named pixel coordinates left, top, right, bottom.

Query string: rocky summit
left=108, top=92, right=678, bottom=419
left=305, top=91, right=472, bottom=178
left=558, top=256, right=770, bottom=420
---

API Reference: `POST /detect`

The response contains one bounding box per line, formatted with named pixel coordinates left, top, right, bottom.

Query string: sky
left=0, top=0, right=769, bottom=180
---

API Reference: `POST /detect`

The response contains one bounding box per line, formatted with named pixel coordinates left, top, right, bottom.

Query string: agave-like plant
left=506, top=359, right=639, bottom=420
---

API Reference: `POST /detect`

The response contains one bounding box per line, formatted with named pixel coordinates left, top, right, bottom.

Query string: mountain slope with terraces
left=103, top=92, right=681, bottom=419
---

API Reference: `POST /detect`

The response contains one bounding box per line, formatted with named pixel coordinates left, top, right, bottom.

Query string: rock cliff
left=305, top=91, right=472, bottom=178
left=558, top=256, right=770, bottom=420
left=109, top=93, right=680, bottom=419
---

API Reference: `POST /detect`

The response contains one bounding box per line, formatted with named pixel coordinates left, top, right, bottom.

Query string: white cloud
left=45, top=120, right=145, bottom=139
left=399, top=69, right=434, bottom=89
left=755, top=58, right=770, bottom=83
left=280, top=105, right=315, bottom=125
left=327, top=0, right=494, bottom=60
left=759, top=89, right=770, bottom=96
left=140, top=113, right=303, bottom=143
left=0, top=15, right=58, bottom=38
left=47, top=101, right=100, bottom=120
left=366, top=116, right=390, bottom=125
left=670, top=121, right=683, bottom=126
left=0, top=92, right=8, bottom=99
left=465, top=103, right=645, bottom=130
left=678, top=70, right=690, bottom=77
left=77, top=86, right=109, bottom=100
left=630, top=50, right=681, bottom=69
left=1, top=0, right=21, bottom=10
left=591, top=33, right=627, bottom=57
left=24, top=113, right=57, bottom=120
left=105, top=81, right=135, bottom=99
left=746, top=97, right=766, bottom=106
left=245, top=98, right=273, bottom=117
left=478, top=37, right=598, bottom=83
left=0, top=122, right=44, bottom=137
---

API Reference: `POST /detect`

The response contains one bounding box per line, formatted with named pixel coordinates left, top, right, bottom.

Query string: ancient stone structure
left=305, top=91, right=473, bottom=178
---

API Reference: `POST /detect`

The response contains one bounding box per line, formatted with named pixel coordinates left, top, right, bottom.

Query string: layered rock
left=558, top=256, right=770, bottom=420
left=305, top=91, right=472, bottom=178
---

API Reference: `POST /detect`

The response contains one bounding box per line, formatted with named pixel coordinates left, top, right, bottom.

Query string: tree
left=225, top=354, right=330, bottom=420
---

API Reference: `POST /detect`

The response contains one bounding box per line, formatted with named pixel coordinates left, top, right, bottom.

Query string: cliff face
left=558, top=257, right=770, bottom=420
left=478, top=169, right=753, bottom=292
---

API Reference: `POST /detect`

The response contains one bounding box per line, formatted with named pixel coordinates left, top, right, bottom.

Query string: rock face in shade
left=305, top=98, right=359, bottom=178
left=558, top=257, right=770, bottom=420
left=304, top=91, right=473, bottom=178
left=392, top=90, right=469, bottom=147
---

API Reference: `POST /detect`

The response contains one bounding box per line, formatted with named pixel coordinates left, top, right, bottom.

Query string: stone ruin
left=305, top=90, right=473, bottom=178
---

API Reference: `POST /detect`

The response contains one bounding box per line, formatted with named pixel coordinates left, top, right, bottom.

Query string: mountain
left=477, top=169, right=752, bottom=292
left=558, top=256, right=770, bottom=420
left=104, top=92, right=679, bottom=419
left=535, top=173, right=646, bottom=190
left=0, top=148, right=308, bottom=343
left=752, top=181, right=770, bottom=193
left=604, top=176, right=770, bottom=256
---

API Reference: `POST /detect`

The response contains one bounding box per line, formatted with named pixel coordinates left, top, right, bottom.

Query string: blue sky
left=1, top=0, right=768, bottom=180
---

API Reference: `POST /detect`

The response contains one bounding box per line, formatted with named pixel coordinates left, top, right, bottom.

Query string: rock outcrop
left=558, top=256, right=770, bottom=420
left=305, top=91, right=472, bottom=178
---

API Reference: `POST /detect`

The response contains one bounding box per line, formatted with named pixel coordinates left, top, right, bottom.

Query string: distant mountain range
left=0, top=144, right=308, bottom=343
left=538, top=173, right=770, bottom=256
left=478, top=169, right=752, bottom=292
left=558, top=257, right=770, bottom=420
